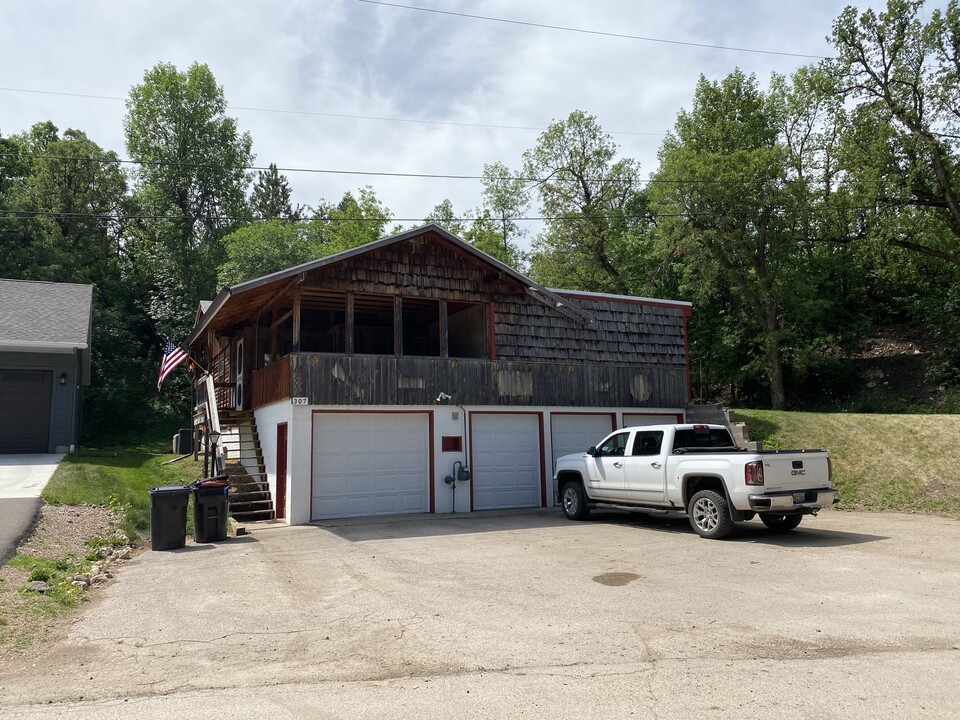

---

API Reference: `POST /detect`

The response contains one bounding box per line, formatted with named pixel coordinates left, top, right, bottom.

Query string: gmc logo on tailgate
left=791, top=469, right=806, bottom=476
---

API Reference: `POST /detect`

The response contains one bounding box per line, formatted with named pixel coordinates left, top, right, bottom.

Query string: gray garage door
left=0, top=370, right=52, bottom=453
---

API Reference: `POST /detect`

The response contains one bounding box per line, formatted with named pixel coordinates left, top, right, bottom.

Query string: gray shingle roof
left=0, top=279, right=93, bottom=348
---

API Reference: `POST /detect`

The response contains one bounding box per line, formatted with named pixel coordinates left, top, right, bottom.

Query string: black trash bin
left=192, top=476, right=230, bottom=543
left=149, top=485, right=190, bottom=551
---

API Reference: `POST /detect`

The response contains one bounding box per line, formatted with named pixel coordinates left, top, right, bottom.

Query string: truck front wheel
left=561, top=482, right=590, bottom=521
left=760, top=514, right=802, bottom=531
left=688, top=490, right=735, bottom=539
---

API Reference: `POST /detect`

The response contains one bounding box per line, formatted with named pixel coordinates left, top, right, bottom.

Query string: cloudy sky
left=3, top=0, right=857, bottom=235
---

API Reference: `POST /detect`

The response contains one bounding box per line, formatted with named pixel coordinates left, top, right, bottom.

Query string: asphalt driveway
left=0, top=454, right=63, bottom=563
left=2, top=509, right=959, bottom=719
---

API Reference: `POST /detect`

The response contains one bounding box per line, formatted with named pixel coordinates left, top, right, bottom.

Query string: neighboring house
left=0, top=279, right=93, bottom=454
left=188, top=224, right=691, bottom=524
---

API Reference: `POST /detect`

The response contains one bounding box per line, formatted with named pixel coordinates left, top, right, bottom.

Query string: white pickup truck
left=554, top=424, right=838, bottom=539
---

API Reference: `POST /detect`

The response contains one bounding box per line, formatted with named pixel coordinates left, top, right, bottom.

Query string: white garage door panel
left=550, top=414, right=615, bottom=466
left=623, top=413, right=678, bottom=428
left=472, top=414, right=540, bottom=510
left=312, top=413, right=429, bottom=520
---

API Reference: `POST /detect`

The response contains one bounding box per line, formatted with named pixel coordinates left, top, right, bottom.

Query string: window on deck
left=354, top=294, right=394, bottom=355
left=401, top=298, right=441, bottom=357
left=448, top=301, right=489, bottom=359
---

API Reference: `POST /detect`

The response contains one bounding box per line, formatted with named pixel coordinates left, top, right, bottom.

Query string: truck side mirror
left=587, top=446, right=598, bottom=457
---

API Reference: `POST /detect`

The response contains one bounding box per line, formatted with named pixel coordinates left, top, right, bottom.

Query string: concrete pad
left=0, top=497, right=41, bottom=564
left=0, top=454, right=63, bottom=563
left=0, top=454, right=64, bottom=499
left=2, top=509, right=960, bottom=718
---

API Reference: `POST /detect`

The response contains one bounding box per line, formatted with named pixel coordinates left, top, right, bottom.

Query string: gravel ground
left=0, top=503, right=122, bottom=662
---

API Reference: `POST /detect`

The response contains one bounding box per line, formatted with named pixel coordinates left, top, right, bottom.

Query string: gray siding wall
left=0, top=351, right=81, bottom=452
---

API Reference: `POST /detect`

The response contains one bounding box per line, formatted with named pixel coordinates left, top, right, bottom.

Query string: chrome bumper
left=748, top=488, right=839, bottom=512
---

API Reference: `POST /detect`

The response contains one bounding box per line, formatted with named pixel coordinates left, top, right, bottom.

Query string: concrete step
left=231, top=509, right=275, bottom=522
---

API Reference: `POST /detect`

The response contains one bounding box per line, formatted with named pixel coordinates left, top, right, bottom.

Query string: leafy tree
left=829, top=0, right=960, bottom=267
left=310, top=186, right=391, bottom=253
left=523, top=110, right=646, bottom=293
left=0, top=122, right=126, bottom=283
left=124, top=61, right=254, bottom=338
left=477, top=162, right=529, bottom=267
left=424, top=198, right=465, bottom=235
left=424, top=197, right=527, bottom=269
left=218, top=220, right=316, bottom=287
left=251, top=162, right=301, bottom=220
left=651, top=70, right=839, bottom=410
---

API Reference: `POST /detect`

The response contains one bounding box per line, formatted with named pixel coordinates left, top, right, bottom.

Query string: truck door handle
left=613, top=461, right=623, bottom=468
left=651, top=462, right=662, bottom=469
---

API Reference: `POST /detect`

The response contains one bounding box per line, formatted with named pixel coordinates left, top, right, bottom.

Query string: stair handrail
left=202, top=373, right=226, bottom=475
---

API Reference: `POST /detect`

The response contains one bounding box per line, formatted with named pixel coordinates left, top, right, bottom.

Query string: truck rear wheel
left=688, top=490, right=735, bottom=539
left=760, top=514, right=803, bottom=531
left=561, top=482, right=590, bottom=521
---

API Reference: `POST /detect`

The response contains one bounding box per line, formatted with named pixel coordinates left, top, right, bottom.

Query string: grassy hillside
left=734, top=410, right=960, bottom=516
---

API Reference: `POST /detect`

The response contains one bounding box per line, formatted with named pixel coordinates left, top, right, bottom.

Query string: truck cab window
left=632, top=431, right=664, bottom=456
left=599, top=431, right=630, bottom=456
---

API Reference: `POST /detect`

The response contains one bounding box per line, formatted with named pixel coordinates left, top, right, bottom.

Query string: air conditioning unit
left=235, top=339, right=245, bottom=410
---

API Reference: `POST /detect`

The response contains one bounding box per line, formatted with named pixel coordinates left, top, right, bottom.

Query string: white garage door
left=550, top=413, right=616, bottom=466
left=471, top=413, right=541, bottom=510
left=312, top=413, right=429, bottom=520
left=623, top=412, right=681, bottom=428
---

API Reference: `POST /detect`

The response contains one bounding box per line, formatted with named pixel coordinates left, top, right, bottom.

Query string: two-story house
left=187, top=224, right=691, bottom=524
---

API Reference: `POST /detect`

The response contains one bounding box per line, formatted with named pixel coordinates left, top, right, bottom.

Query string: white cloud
left=1, top=0, right=855, bottom=232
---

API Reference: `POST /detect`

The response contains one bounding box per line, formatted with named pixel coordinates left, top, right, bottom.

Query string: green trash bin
left=149, top=485, right=190, bottom=551
left=192, top=476, right=230, bottom=543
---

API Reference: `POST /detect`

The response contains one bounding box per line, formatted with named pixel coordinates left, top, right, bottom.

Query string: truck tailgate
left=760, top=452, right=830, bottom=492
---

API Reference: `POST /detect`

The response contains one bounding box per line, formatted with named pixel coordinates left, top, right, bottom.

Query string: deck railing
left=251, top=354, right=292, bottom=409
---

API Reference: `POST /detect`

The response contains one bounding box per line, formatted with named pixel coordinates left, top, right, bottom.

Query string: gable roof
left=0, top=279, right=93, bottom=350
left=188, top=223, right=594, bottom=344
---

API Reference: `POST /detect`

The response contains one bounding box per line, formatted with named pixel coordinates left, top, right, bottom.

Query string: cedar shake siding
left=189, top=225, right=691, bottom=413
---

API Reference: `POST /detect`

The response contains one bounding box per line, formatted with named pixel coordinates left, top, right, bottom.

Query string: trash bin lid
left=195, top=478, right=230, bottom=488
left=150, top=485, right=191, bottom=495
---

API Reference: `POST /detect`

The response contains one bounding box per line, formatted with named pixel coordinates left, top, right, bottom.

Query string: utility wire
left=0, top=150, right=904, bottom=187
left=0, top=87, right=666, bottom=138
left=354, top=0, right=829, bottom=60
left=0, top=204, right=913, bottom=224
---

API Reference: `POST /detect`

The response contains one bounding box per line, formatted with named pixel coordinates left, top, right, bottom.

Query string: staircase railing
left=195, top=373, right=226, bottom=475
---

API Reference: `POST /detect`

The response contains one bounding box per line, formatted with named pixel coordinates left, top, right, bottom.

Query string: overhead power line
left=354, top=0, right=828, bottom=60
left=0, top=204, right=911, bottom=225
left=0, top=150, right=907, bottom=188
left=0, top=87, right=666, bottom=138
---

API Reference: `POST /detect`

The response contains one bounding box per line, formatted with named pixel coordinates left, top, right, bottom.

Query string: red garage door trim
left=468, top=411, right=546, bottom=511
left=310, top=409, right=436, bottom=519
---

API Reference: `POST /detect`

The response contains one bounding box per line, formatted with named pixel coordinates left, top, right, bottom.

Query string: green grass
left=734, top=410, right=960, bottom=515
left=42, top=448, right=205, bottom=540
left=7, top=553, right=88, bottom=610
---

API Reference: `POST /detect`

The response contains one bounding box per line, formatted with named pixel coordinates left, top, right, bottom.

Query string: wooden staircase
left=218, top=410, right=275, bottom=522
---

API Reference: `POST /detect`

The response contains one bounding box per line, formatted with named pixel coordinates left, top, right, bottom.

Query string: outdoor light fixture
left=434, top=392, right=452, bottom=405
left=58, top=372, right=67, bottom=385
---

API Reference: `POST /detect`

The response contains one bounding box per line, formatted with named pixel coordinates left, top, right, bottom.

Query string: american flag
left=157, top=338, right=188, bottom=391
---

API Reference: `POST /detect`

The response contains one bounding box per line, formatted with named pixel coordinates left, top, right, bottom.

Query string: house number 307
left=291, top=397, right=309, bottom=405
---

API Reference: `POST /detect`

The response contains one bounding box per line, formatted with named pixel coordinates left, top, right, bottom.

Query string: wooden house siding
left=494, top=297, right=687, bottom=367
left=192, top=227, right=691, bottom=413
left=286, top=354, right=686, bottom=409
left=299, top=237, right=499, bottom=304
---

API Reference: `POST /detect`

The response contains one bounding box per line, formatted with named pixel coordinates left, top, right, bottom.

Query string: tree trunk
left=766, top=341, right=786, bottom=411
